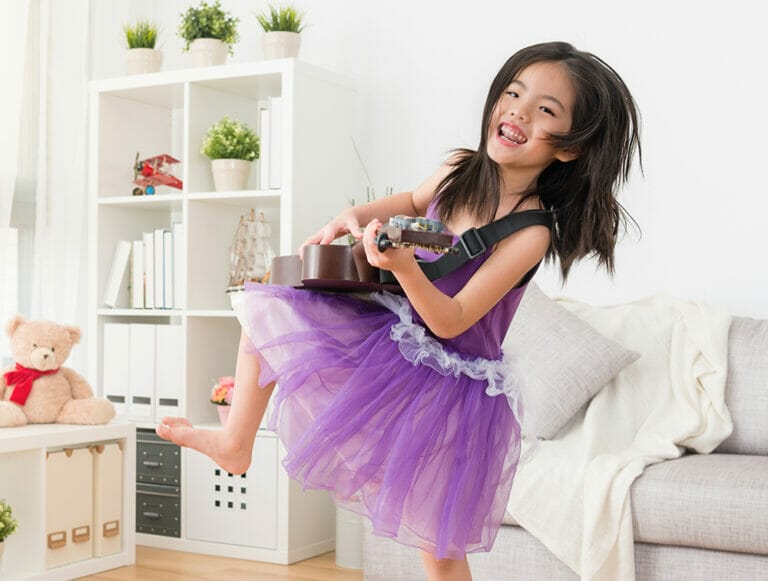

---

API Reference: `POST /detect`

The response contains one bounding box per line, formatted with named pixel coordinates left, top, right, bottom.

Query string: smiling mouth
left=498, top=124, right=528, bottom=144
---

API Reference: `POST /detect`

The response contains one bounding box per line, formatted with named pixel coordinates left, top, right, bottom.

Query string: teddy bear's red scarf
left=3, top=363, right=60, bottom=405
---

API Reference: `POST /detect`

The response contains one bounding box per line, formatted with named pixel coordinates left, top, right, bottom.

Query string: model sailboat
left=227, top=209, right=275, bottom=293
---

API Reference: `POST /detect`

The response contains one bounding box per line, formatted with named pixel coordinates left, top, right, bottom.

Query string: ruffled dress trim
left=371, top=291, right=524, bottom=427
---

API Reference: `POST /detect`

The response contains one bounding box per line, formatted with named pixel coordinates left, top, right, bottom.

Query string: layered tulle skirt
left=231, top=282, right=523, bottom=560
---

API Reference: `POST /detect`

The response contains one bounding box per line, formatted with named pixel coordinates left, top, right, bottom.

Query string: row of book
left=103, top=223, right=183, bottom=309
left=102, top=323, right=182, bottom=422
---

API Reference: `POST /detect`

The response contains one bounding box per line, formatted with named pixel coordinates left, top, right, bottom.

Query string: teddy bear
left=0, top=315, right=115, bottom=427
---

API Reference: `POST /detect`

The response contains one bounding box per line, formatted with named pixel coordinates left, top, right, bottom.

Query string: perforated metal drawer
left=136, top=482, right=181, bottom=538
left=136, top=428, right=180, bottom=485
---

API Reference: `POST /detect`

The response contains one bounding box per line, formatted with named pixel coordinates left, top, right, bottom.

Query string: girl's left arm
left=362, top=219, right=551, bottom=339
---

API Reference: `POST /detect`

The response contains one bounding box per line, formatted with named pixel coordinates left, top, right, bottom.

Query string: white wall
left=90, top=0, right=768, bottom=318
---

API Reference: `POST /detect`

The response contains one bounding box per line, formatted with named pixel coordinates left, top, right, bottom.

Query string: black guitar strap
left=379, top=209, right=553, bottom=285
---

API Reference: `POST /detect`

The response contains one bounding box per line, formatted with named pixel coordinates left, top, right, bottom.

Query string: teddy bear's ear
left=6, top=315, right=25, bottom=338
left=65, top=325, right=82, bottom=345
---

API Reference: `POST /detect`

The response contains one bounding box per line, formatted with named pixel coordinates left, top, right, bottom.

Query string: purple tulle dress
left=231, top=207, right=537, bottom=560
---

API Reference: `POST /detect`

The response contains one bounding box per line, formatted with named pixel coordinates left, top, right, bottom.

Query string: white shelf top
left=96, top=308, right=236, bottom=318
left=0, top=421, right=135, bottom=453
left=97, top=308, right=182, bottom=317
left=90, top=58, right=356, bottom=94
left=98, top=193, right=184, bottom=205
left=97, top=191, right=281, bottom=206
left=185, top=190, right=282, bottom=202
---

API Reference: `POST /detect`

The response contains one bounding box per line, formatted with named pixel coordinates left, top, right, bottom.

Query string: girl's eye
left=33, top=343, right=37, bottom=348
left=540, top=106, right=555, bottom=116
left=505, top=91, right=518, bottom=98
left=51, top=347, right=55, bottom=352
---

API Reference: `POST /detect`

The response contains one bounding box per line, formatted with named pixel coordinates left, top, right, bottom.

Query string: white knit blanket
left=506, top=294, right=733, bottom=580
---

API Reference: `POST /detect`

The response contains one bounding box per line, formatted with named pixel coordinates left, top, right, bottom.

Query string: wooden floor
left=81, top=546, right=364, bottom=580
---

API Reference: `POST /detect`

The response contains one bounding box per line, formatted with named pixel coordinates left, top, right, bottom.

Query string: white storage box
left=45, top=447, right=94, bottom=569
left=92, top=442, right=123, bottom=556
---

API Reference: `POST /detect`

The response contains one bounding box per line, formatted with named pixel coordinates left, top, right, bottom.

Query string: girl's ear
left=555, top=147, right=579, bottom=163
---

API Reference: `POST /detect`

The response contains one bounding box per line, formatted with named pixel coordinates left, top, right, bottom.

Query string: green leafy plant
left=123, top=20, right=159, bottom=49
left=255, top=4, right=306, bottom=33
left=0, top=499, right=19, bottom=542
left=201, top=116, right=259, bottom=161
left=178, top=0, right=240, bottom=55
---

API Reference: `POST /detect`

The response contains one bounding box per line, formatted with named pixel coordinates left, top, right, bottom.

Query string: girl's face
left=486, top=61, right=577, bottom=180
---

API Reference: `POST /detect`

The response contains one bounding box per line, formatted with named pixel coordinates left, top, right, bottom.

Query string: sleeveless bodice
left=408, top=201, right=536, bottom=360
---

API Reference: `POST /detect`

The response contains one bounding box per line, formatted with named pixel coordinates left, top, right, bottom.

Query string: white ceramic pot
left=125, top=48, right=162, bottom=75
left=211, top=159, right=252, bottom=191
left=262, top=31, right=301, bottom=59
left=189, top=38, right=228, bottom=67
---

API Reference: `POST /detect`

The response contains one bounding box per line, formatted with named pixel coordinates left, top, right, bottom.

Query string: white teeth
left=499, top=125, right=527, bottom=144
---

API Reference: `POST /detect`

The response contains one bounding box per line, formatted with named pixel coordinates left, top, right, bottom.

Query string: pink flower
left=211, top=376, right=236, bottom=405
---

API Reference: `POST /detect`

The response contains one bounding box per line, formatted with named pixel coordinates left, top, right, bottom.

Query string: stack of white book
left=103, top=223, right=183, bottom=309
left=102, top=322, right=182, bottom=422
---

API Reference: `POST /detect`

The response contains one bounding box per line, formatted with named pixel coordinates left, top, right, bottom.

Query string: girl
left=157, top=41, right=641, bottom=580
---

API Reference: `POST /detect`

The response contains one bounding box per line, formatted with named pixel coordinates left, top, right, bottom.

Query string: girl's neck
left=498, top=166, right=539, bottom=199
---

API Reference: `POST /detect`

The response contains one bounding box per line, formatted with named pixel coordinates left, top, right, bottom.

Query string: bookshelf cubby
left=0, top=423, right=135, bottom=580
left=87, top=59, right=361, bottom=564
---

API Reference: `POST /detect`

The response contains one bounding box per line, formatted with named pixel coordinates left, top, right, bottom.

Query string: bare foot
left=155, top=417, right=253, bottom=475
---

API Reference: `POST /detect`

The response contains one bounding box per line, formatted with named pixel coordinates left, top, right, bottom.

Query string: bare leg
left=156, top=331, right=275, bottom=475
left=418, top=549, right=472, bottom=581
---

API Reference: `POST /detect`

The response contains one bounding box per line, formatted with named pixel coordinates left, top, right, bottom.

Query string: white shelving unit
left=87, top=59, right=361, bottom=564
left=0, top=423, right=135, bottom=580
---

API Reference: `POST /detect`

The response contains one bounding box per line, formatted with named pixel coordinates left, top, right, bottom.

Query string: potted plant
left=0, top=499, right=19, bottom=564
left=255, top=4, right=306, bottom=60
left=123, top=20, right=161, bottom=74
left=178, top=0, right=239, bottom=67
left=201, top=116, right=259, bottom=191
left=210, top=376, right=235, bottom=424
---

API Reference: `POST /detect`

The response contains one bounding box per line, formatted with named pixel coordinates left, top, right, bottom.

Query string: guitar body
left=270, top=216, right=456, bottom=293
left=271, top=244, right=402, bottom=292
left=271, top=218, right=456, bottom=292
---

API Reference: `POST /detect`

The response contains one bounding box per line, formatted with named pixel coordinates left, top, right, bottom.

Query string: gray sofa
left=363, top=315, right=768, bottom=580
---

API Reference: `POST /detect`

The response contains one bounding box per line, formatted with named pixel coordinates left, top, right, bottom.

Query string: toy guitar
left=271, top=216, right=457, bottom=292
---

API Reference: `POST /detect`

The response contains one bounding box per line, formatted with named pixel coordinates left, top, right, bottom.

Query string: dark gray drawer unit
left=136, top=482, right=181, bottom=537
left=136, top=428, right=180, bottom=485
left=136, top=428, right=181, bottom=537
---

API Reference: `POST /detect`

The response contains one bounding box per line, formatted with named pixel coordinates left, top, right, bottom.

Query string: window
left=1, top=228, right=19, bottom=367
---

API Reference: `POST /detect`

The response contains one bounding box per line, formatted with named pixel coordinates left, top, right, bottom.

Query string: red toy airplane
left=132, top=152, right=183, bottom=195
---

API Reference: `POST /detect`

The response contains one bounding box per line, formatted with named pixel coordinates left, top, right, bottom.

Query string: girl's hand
left=362, top=219, right=416, bottom=273
left=298, top=210, right=364, bottom=259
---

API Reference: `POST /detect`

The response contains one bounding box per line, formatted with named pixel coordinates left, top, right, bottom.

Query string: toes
left=155, top=423, right=173, bottom=441
left=160, top=416, right=192, bottom=427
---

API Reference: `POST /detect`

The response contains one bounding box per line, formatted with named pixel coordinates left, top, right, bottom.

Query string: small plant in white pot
left=0, top=499, right=19, bottom=566
left=124, top=20, right=162, bottom=74
left=256, top=4, right=306, bottom=60
left=178, top=0, right=239, bottom=67
left=201, top=116, right=259, bottom=191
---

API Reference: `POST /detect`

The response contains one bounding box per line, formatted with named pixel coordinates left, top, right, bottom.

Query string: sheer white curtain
left=0, top=0, right=30, bottom=360
left=0, top=1, right=28, bottom=231
left=12, top=0, right=90, bottom=370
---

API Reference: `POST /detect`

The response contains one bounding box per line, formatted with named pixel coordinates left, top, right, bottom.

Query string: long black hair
left=435, top=41, right=642, bottom=283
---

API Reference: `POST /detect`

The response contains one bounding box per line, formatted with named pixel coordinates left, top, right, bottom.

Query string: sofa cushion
left=716, top=317, right=768, bottom=455
left=631, top=453, right=768, bottom=555
left=503, top=282, right=641, bottom=439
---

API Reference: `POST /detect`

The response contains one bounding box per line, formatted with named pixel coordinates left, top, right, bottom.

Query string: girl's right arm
left=298, top=161, right=456, bottom=255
